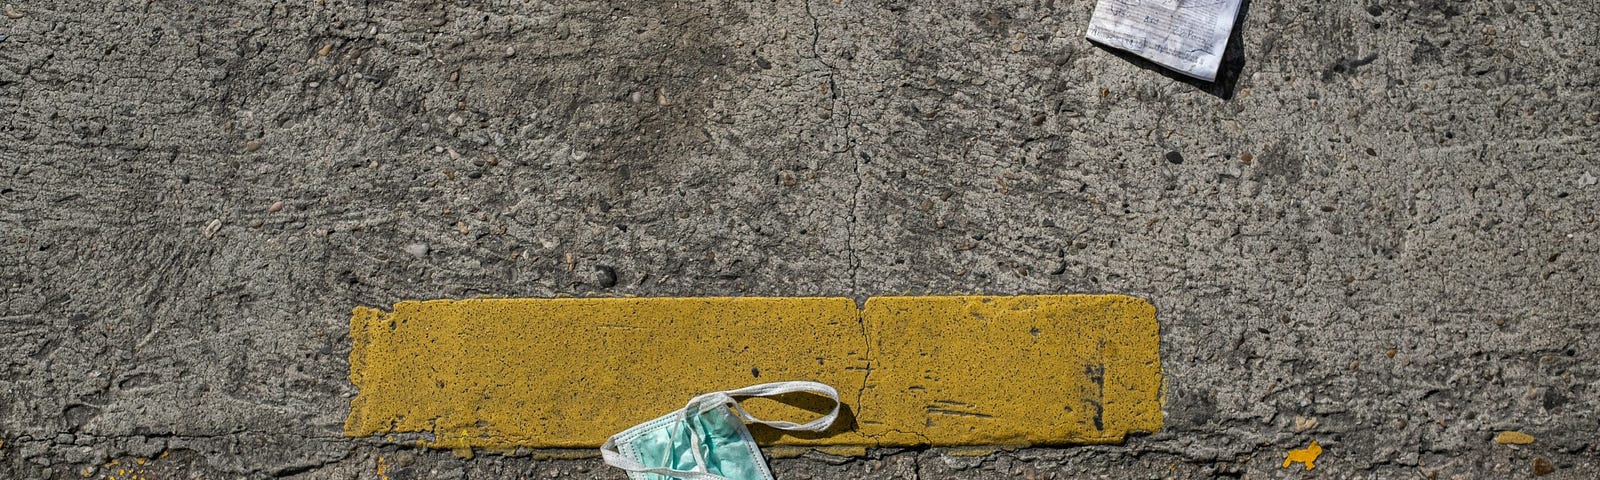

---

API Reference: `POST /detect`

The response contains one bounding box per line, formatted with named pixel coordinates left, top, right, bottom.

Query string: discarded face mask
left=601, top=381, right=841, bottom=480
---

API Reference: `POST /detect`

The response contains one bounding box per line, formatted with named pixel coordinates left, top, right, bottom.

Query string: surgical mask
left=600, top=381, right=841, bottom=480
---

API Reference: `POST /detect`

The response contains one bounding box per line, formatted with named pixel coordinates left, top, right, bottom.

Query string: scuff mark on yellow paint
left=527, top=449, right=611, bottom=460
left=767, top=446, right=868, bottom=459
left=947, top=446, right=1006, bottom=457
left=1283, top=440, right=1322, bottom=470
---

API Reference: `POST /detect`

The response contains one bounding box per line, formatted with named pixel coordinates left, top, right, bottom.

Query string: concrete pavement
left=2, top=0, right=1597, bottom=478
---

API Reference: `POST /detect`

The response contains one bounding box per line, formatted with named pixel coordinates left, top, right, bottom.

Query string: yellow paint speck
left=1283, top=440, right=1322, bottom=470
left=376, top=456, right=391, bottom=480
left=1495, top=431, right=1535, bottom=445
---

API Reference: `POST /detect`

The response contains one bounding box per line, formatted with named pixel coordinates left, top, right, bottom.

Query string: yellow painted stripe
left=859, top=295, right=1162, bottom=446
left=347, top=297, right=867, bottom=450
left=346, top=295, right=1161, bottom=451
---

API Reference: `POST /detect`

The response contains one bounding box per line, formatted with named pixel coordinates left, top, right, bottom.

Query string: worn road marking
left=347, top=297, right=866, bottom=450
left=859, top=295, right=1162, bottom=446
left=346, top=295, right=1161, bottom=451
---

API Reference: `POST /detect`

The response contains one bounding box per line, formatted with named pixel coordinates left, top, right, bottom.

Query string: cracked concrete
left=3, top=0, right=1598, bottom=478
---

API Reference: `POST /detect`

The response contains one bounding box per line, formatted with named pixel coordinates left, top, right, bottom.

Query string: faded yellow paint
left=346, top=295, right=1161, bottom=451
left=861, top=295, right=1162, bottom=445
left=348, top=297, right=867, bottom=450
left=1283, top=441, right=1322, bottom=470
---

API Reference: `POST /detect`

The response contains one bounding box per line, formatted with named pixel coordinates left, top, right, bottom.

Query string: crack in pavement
left=803, top=0, right=863, bottom=297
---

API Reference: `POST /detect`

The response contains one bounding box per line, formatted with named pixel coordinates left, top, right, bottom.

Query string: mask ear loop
left=680, top=393, right=732, bottom=479
left=689, top=381, right=843, bottom=433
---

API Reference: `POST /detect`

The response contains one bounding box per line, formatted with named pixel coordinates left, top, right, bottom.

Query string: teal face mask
left=601, top=381, right=841, bottom=480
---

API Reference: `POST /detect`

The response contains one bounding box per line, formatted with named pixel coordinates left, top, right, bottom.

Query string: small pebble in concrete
left=404, top=243, right=429, bottom=258
left=268, top=201, right=285, bottom=213
left=1165, top=151, right=1183, bottom=164
left=1532, top=456, right=1554, bottom=476
left=1293, top=416, right=1317, bottom=433
left=594, top=265, right=618, bottom=288
left=244, top=141, right=262, bottom=152
left=203, top=219, right=222, bottom=239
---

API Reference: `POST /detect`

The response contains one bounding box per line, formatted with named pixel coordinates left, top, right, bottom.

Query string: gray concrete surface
left=3, top=0, right=1597, bottom=478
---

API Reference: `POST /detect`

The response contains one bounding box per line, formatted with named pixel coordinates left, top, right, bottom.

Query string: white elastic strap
left=688, top=381, right=842, bottom=432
